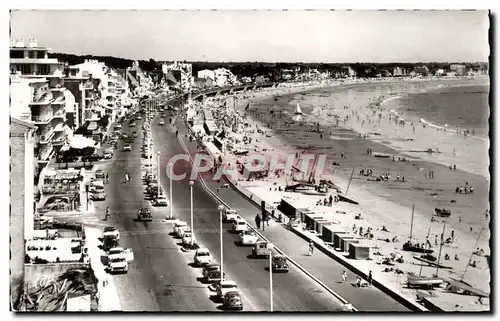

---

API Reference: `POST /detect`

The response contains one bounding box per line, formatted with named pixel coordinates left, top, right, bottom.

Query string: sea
left=386, top=84, right=490, bottom=138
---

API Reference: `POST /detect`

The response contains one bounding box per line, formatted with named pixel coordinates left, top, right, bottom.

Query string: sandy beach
left=186, top=77, right=490, bottom=310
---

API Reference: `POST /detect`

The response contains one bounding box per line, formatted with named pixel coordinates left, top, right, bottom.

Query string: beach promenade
left=184, top=77, right=490, bottom=311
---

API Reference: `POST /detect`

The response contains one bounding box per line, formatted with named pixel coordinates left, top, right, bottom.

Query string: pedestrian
left=263, top=211, right=270, bottom=227
left=367, top=270, right=373, bottom=286
left=341, top=270, right=347, bottom=283
left=308, top=240, right=315, bottom=256
left=255, top=214, right=262, bottom=230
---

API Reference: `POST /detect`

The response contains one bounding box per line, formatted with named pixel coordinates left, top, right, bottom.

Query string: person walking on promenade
left=367, top=270, right=373, bottom=286
left=263, top=211, right=270, bottom=228
left=308, top=240, right=315, bottom=256
left=342, top=270, right=347, bottom=283
left=255, top=213, right=262, bottom=230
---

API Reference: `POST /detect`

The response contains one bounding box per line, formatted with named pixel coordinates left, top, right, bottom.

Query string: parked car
left=202, top=264, right=221, bottom=278
left=136, top=115, right=142, bottom=120
left=215, top=280, right=239, bottom=299
left=153, top=195, right=169, bottom=207
left=130, top=122, right=136, bottom=127
left=82, top=154, right=102, bottom=162
left=174, top=221, right=189, bottom=238
left=103, top=151, right=113, bottom=159
left=90, top=190, right=106, bottom=201
left=137, top=208, right=152, bottom=221
left=223, top=209, right=240, bottom=222
left=223, top=291, right=243, bottom=310
left=102, top=226, right=120, bottom=240
left=182, top=230, right=196, bottom=246
left=271, top=255, right=290, bottom=273
left=193, top=248, right=212, bottom=266
left=206, top=270, right=225, bottom=283
left=102, top=236, right=119, bottom=251
left=239, top=230, right=259, bottom=245
left=232, top=219, right=247, bottom=233
left=123, top=144, right=132, bottom=151
left=106, top=247, right=134, bottom=264
left=251, top=241, right=272, bottom=258
left=108, top=257, right=128, bottom=274
left=159, top=119, right=165, bottom=125
left=95, top=169, right=105, bottom=179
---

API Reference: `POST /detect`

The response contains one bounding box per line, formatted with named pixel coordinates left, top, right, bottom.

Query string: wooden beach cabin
left=333, top=230, right=350, bottom=249
left=348, top=241, right=374, bottom=260
left=322, top=224, right=347, bottom=244
left=278, top=199, right=305, bottom=220
left=339, top=234, right=361, bottom=253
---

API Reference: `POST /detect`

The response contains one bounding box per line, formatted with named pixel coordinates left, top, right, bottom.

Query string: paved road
left=151, top=112, right=346, bottom=311
left=175, top=115, right=411, bottom=312
left=66, top=117, right=218, bottom=311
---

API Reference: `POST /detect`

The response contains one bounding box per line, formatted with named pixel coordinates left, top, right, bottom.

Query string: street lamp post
left=169, top=163, right=173, bottom=219
left=189, top=180, right=194, bottom=247
left=269, top=250, right=273, bottom=312
left=218, top=205, right=224, bottom=281
left=157, top=151, right=161, bottom=194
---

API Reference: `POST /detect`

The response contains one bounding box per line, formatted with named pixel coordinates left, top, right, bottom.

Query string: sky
left=10, top=10, right=490, bottom=63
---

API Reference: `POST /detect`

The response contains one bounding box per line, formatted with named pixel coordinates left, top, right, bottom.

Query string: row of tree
left=50, top=52, right=489, bottom=79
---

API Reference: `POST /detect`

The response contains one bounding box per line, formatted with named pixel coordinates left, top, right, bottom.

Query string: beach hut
left=338, top=234, right=360, bottom=252
left=278, top=199, right=301, bottom=219
left=323, top=224, right=347, bottom=245
left=348, top=241, right=374, bottom=260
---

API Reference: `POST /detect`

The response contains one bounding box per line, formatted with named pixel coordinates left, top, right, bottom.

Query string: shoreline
left=206, top=78, right=490, bottom=295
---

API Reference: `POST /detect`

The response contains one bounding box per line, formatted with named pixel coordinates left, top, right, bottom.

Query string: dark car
left=137, top=208, right=152, bottom=221
left=102, top=236, right=119, bottom=251
left=271, top=255, right=290, bottom=273
left=223, top=291, right=243, bottom=310
left=206, top=270, right=225, bottom=283
left=82, top=154, right=102, bottom=162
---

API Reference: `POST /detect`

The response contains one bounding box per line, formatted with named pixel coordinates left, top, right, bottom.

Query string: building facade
left=10, top=118, right=36, bottom=306
left=162, top=62, right=193, bottom=92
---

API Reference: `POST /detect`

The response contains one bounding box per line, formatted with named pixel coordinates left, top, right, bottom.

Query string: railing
left=39, top=131, right=55, bottom=144
left=31, top=92, right=53, bottom=104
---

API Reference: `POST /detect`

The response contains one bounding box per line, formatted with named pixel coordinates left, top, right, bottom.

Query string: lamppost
left=269, top=248, right=273, bottom=312
left=157, top=151, right=161, bottom=194
left=189, top=180, right=194, bottom=247
left=169, top=163, right=173, bottom=219
left=218, top=205, right=224, bottom=281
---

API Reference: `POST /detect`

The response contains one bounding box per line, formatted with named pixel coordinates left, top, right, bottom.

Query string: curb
left=177, top=126, right=357, bottom=312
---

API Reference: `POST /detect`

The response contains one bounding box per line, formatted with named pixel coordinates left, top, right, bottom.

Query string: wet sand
left=227, top=78, right=490, bottom=293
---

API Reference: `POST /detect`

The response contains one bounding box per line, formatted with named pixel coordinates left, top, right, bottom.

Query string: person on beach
left=367, top=271, right=373, bottom=286
left=308, top=240, right=315, bottom=256
left=342, top=270, right=347, bottom=283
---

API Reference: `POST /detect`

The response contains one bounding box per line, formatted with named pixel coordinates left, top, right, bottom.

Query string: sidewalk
left=176, top=119, right=410, bottom=312
left=85, top=226, right=123, bottom=311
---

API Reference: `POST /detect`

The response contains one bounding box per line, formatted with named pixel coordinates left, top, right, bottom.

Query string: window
left=28, top=51, right=36, bottom=59
left=9, top=50, right=24, bottom=59
left=39, top=64, right=50, bottom=75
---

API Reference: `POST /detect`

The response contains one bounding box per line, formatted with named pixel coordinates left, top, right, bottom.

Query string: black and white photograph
left=7, top=6, right=491, bottom=313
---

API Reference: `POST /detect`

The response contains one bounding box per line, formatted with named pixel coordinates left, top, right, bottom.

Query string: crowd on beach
left=184, top=78, right=490, bottom=310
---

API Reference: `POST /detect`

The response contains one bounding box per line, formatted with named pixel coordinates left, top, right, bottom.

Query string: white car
left=102, top=227, right=120, bottom=240
left=239, top=230, right=259, bottom=245
left=215, top=280, right=239, bottom=299
left=107, top=247, right=134, bottom=264
left=174, top=221, right=189, bottom=238
left=153, top=195, right=169, bottom=207
left=182, top=230, right=196, bottom=246
left=108, top=257, right=128, bottom=273
left=123, top=144, right=132, bottom=151
left=159, top=119, right=165, bottom=125
left=223, top=209, right=240, bottom=222
left=194, top=248, right=213, bottom=266
left=136, top=115, right=142, bottom=120
left=103, top=151, right=113, bottom=159
left=232, top=219, right=248, bottom=233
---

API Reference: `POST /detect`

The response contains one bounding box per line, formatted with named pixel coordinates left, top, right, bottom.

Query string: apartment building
left=162, top=62, right=193, bottom=92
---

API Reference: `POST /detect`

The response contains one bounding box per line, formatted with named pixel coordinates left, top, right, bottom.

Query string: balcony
left=53, top=123, right=64, bottom=132
left=53, top=109, right=65, bottom=119
left=37, top=144, right=54, bottom=163
left=52, top=132, right=67, bottom=146
left=39, top=130, right=55, bottom=144
left=32, top=112, right=53, bottom=124
left=30, top=92, right=54, bottom=105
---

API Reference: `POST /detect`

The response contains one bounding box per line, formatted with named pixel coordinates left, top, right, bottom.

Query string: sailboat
left=402, top=205, right=434, bottom=254
left=295, top=103, right=304, bottom=115
left=407, top=226, right=444, bottom=289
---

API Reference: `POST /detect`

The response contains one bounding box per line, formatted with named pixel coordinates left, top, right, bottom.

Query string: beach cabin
left=348, top=241, right=374, bottom=260
left=339, top=234, right=361, bottom=253
left=322, top=224, right=347, bottom=244
left=303, top=212, right=327, bottom=234
left=333, top=230, right=350, bottom=249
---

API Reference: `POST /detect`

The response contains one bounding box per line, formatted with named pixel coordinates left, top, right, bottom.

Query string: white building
left=197, top=69, right=215, bottom=81
left=213, top=68, right=239, bottom=87
left=9, top=38, right=74, bottom=160
left=162, top=62, right=193, bottom=92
